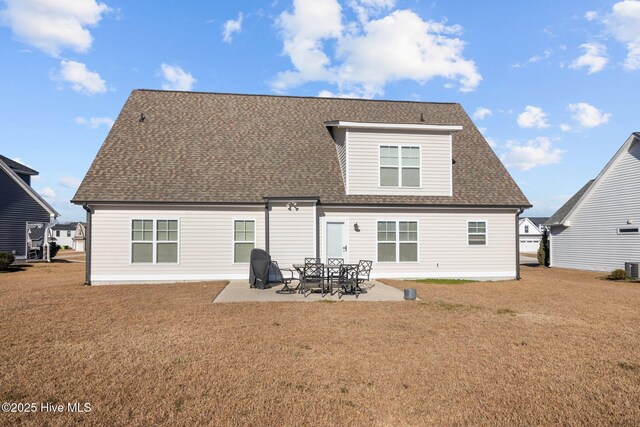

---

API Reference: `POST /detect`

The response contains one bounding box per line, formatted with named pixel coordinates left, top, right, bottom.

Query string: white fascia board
left=325, top=121, right=462, bottom=132
left=0, top=159, right=59, bottom=217
left=562, top=133, right=637, bottom=225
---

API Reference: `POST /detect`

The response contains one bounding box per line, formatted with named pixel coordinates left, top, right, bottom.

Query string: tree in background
left=537, top=228, right=550, bottom=267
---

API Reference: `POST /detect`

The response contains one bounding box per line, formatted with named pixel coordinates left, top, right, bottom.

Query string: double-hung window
left=377, top=220, right=418, bottom=262
left=380, top=146, right=420, bottom=187
left=234, top=220, right=255, bottom=263
left=131, top=219, right=179, bottom=263
left=468, top=221, right=487, bottom=246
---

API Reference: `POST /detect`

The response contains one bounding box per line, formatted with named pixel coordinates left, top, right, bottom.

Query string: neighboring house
left=72, top=90, right=530, bottom=285
left=0, top=154, right=59, bottom=259
left=73, top=222, right=86, bottom=252
left=545, top=133, right=640, bottom=272
left=518, top=217, right=548, bottom=253
left=50, top=222, right=85, bottom=249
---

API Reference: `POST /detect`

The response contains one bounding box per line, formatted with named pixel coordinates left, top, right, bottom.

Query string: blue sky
left=1, top=0, right=638, bottom=221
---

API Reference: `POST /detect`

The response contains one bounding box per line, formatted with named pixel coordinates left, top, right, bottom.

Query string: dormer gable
left=326, top=121, right=461, bottom=197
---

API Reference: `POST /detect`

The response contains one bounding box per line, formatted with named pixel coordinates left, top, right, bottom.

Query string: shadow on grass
left=0, top=264, right=34, bottom=273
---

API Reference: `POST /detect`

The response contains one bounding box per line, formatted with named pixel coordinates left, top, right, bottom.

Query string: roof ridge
left=132, top=89, right=460, bottom=105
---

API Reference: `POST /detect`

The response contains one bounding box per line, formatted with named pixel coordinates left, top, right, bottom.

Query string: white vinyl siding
left=319, top=207, right=516, bottom=279
left=550, top=138, right=640, bottom=272
left=268, top=201, right=316, bottom=269
left=233, top=220, right=255, bottom=263
left=91, top=206, right=265, bottom=283
left=346, top=129, right=452, bottom=196
left=333, top=128, right=347, bottom=189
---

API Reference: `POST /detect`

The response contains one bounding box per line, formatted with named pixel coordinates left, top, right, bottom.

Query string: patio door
left=326, top=220, right=347, bottom=262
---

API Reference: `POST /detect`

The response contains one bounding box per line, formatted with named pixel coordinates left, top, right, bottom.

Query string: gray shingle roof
left=0, top=154, right=38, bottom=175
left=525, top=217, right=550, bottom=227
left=73, top=90, right=530, bottom=207
left=544, top=180, right=595, bottom=226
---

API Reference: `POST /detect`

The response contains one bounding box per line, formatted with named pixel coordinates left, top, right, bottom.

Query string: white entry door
left=326, top=221, right=347, bottom=262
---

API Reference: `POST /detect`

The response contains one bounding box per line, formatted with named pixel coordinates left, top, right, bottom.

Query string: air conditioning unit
left=625, top=262, right=639, bottom=279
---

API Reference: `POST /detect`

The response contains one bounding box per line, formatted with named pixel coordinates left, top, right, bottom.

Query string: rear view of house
left=0, top=155, right=59, bottom=259
left=73, top=90, right=530, bottom=285
left=545, top=133, right=640, bottom=272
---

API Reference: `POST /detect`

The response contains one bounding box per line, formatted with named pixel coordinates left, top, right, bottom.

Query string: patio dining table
left=292, top=263, right=360, bottom=294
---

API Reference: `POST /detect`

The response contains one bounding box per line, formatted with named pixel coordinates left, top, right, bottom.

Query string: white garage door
left=520, top=238, right=541, bottom=253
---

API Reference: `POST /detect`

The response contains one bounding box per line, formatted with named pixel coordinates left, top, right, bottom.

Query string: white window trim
left=232, top=218, right=257, bottom=264
left=377, top=144, right=422, bottom=189
left=375, top=219, right=420, bottom=263
left=467, top=219, right=488, bottom=247
left=617, top=226, right=639, bottom=235
left=129, top=218, right=181, bottom=265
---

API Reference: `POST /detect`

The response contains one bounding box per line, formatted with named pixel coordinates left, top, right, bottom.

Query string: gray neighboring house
left=545, top=132, right=640, bottom=272
left=72, top=90, right=531, bottom=285
left=0, top=154, right=59, bottom=259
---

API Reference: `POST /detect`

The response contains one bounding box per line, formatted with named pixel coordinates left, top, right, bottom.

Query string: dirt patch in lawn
left=1, top=263, right=640, bottom=426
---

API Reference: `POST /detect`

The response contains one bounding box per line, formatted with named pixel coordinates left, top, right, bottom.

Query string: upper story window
left=380, top=146, right=420, bottom=188
left=524, top=225, right=529, bottom=233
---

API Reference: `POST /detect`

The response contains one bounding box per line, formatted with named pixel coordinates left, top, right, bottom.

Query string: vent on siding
left=625, top=262, right=640, bottom=279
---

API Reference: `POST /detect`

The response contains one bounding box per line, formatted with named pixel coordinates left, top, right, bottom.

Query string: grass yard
left=1, top=262, right=639, bottom=426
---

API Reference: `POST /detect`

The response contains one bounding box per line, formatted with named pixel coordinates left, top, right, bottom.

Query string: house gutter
left=82, top=203, right=92, bottom=286
left=516, top=207, right=524, bottom=280
left=264, top=202, right=270, bottom=253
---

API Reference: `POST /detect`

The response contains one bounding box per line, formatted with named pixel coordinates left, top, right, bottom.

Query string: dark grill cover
left=249, top=248, right=270, bottom=289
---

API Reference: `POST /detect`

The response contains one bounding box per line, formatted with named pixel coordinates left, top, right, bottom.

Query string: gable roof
left=525, top=217, right=549, bottom=227
left=0, top=154, right=38, bottom=175
left=545, top=180, right=595, bottom=226
left=545, top=132, right=640, bottom=227
left=52, top=222, right=80, bottom=230
left=73, top=90, right=530, bottom=207
left=0, top=156, right=58, bottom=217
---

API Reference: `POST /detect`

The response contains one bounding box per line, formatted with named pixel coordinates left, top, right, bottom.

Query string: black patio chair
left=357, top=260, right=373, bottom=285
left=271, top=261, right=299, bottom=294
left=326, top=258, right=343, bottom=294
left=304, top=257, right=320, bottom=264
left=300, top=261, right=327, bottom=297
left=337, top=264, right=361, bottom=299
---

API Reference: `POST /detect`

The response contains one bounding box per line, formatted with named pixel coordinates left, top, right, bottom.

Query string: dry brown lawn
left=1, top=261, right=639, bottom=426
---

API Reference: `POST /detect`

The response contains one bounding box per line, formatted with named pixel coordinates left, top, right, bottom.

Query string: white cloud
left=348, top=0, right=396, bottom=23
left=604, top=0, right=640, bottom=70
left=560, top=123, right=572, bottom=132
left=0, top=0, right=111, bottom=56
left=485, top=137, right=497, bottom=148
left=39, top=186, right=56, bottom=199
left=528, top=48, right=553, bottom=63
left=501, top=137, right=564, bottom=171
left=585, top=11, right=598, bottom=21
left=570, top=42, right=608, bottom=74
left=53, top=60, right=106, bottom=95
left=567, top=102, right=611, bottom=128
left=75, top=116, right=113, bottom=128
left=222, top=12, right=244, bottom=43
left=59, top=176, right=81, bottom=189
left=473, top=107, right=492, bottom=120
left=273, top=0, right=481, bottom=98
left=517, top=106, right=549, bottom=129
left=159, top=64, right=196, bottom=91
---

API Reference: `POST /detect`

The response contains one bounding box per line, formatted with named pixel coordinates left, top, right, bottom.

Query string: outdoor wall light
left=354, top=223, right=360, bottom=232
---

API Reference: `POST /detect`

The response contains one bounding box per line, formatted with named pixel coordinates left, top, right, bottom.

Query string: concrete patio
left=213, top=279, right=406, bottom=302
